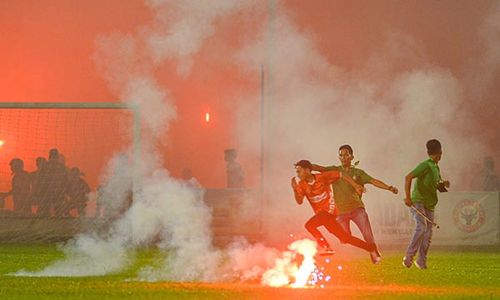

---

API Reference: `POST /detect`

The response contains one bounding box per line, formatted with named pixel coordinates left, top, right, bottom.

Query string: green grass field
left=0, top=245, right=498, bottom=299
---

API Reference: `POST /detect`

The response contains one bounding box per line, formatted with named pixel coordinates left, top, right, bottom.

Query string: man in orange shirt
left=291, top=160, right=378, bottom=256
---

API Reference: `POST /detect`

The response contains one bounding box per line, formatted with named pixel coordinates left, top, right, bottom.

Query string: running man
left=291, top=160, right=379, bottom=257
left=311, top=144, right=398, bottom=263
left=403, top=139, right=449, bottom=269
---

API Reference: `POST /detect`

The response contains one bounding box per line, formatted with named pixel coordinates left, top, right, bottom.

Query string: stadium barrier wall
left=372, top=191, right=499, bottom=246
left=0, top=188, right=262, bottom=245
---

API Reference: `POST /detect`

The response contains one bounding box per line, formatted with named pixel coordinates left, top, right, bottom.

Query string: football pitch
left=0, top=245, right=498, bottom=299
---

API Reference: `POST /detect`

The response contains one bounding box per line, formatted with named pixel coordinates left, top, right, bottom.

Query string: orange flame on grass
left=261, top=239, right=322, bottom=288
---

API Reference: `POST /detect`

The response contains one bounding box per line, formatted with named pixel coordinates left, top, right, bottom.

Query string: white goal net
left=0, top=102, right=139, bottom=242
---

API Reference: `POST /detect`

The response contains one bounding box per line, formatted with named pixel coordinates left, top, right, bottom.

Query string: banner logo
left=453, top=199, right=485, bottom=233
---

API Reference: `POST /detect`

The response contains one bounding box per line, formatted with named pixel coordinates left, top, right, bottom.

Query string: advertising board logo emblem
left=453, top=199, right=485, bottom=233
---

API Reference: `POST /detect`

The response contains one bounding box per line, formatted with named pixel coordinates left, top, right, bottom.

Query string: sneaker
left=402, top=256, right=412, bottom=268
left=414, top=260, right=427, bottom=269
left=370, top=249, right=382, bottom=264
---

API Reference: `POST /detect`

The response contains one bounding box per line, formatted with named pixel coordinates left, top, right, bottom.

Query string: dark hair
left=224, top=148, right=237, bottom=155
left=426, top=139, right=442, bottom=155
left=49, top=148, right=59, bottom=160
left=224, top=149, right=237, bottom=161
left=339, top=144, right=353, bottom=155
left=294, top=160, right=312, bottom=170
left=70, top=167, right=84, bottom=177
left=9, top=158, right=24, bottom=169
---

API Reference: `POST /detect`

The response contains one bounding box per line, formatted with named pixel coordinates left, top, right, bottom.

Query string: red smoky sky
left=0, top=0, right=498, bottom=191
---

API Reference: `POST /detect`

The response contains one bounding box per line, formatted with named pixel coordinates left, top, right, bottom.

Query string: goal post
left=0, top=102, right=141, bottom=218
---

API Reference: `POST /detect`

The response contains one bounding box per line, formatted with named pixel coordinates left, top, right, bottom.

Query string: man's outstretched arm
left=369, top=178, right=398, bottom=194
left=340, top=173, right=365, bottom=196
left=311, top=164, right=336, bottom=172
left=0, top=190, right=12, bottom=198
left=311, top=164, right=327, bottom=172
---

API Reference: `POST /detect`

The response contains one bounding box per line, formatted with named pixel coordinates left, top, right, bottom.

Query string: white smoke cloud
left=146, top=0, right=254, bottom=76
left=232, top=2, right=492, bottom=243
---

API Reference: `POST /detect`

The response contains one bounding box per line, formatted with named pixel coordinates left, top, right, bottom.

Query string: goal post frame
left=0, top=102, right=142, bottom=199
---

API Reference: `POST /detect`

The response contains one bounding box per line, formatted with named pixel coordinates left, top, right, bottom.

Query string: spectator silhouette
left=0, top=158, right=32, bottom=215
left=481, top=157, right=499, bottom=191
left=66, top=167, right=90, bottom=217
left=44, top=148, right=68, bottom=217
left=224, top=149, right=245, bottom=188
left=31, top=157, right=48, bottom=215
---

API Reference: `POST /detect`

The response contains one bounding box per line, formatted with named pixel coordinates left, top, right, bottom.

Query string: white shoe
left=370, top=249, right=382, bottom=264
left=414, top=260, right=427, bottom=269
left=402, top=256, right=412, bottom=268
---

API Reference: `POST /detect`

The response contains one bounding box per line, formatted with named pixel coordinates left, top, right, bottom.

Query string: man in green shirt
left=312, top=145, right=399, bottom=264
left=403, top=139, right=449, bottom=269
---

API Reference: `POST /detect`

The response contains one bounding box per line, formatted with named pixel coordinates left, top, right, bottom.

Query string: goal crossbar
left=0, top=102, right=135, bottom=109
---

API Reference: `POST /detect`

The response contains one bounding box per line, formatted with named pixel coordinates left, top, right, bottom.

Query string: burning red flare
left=261, top=239, right=332, bottom=288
